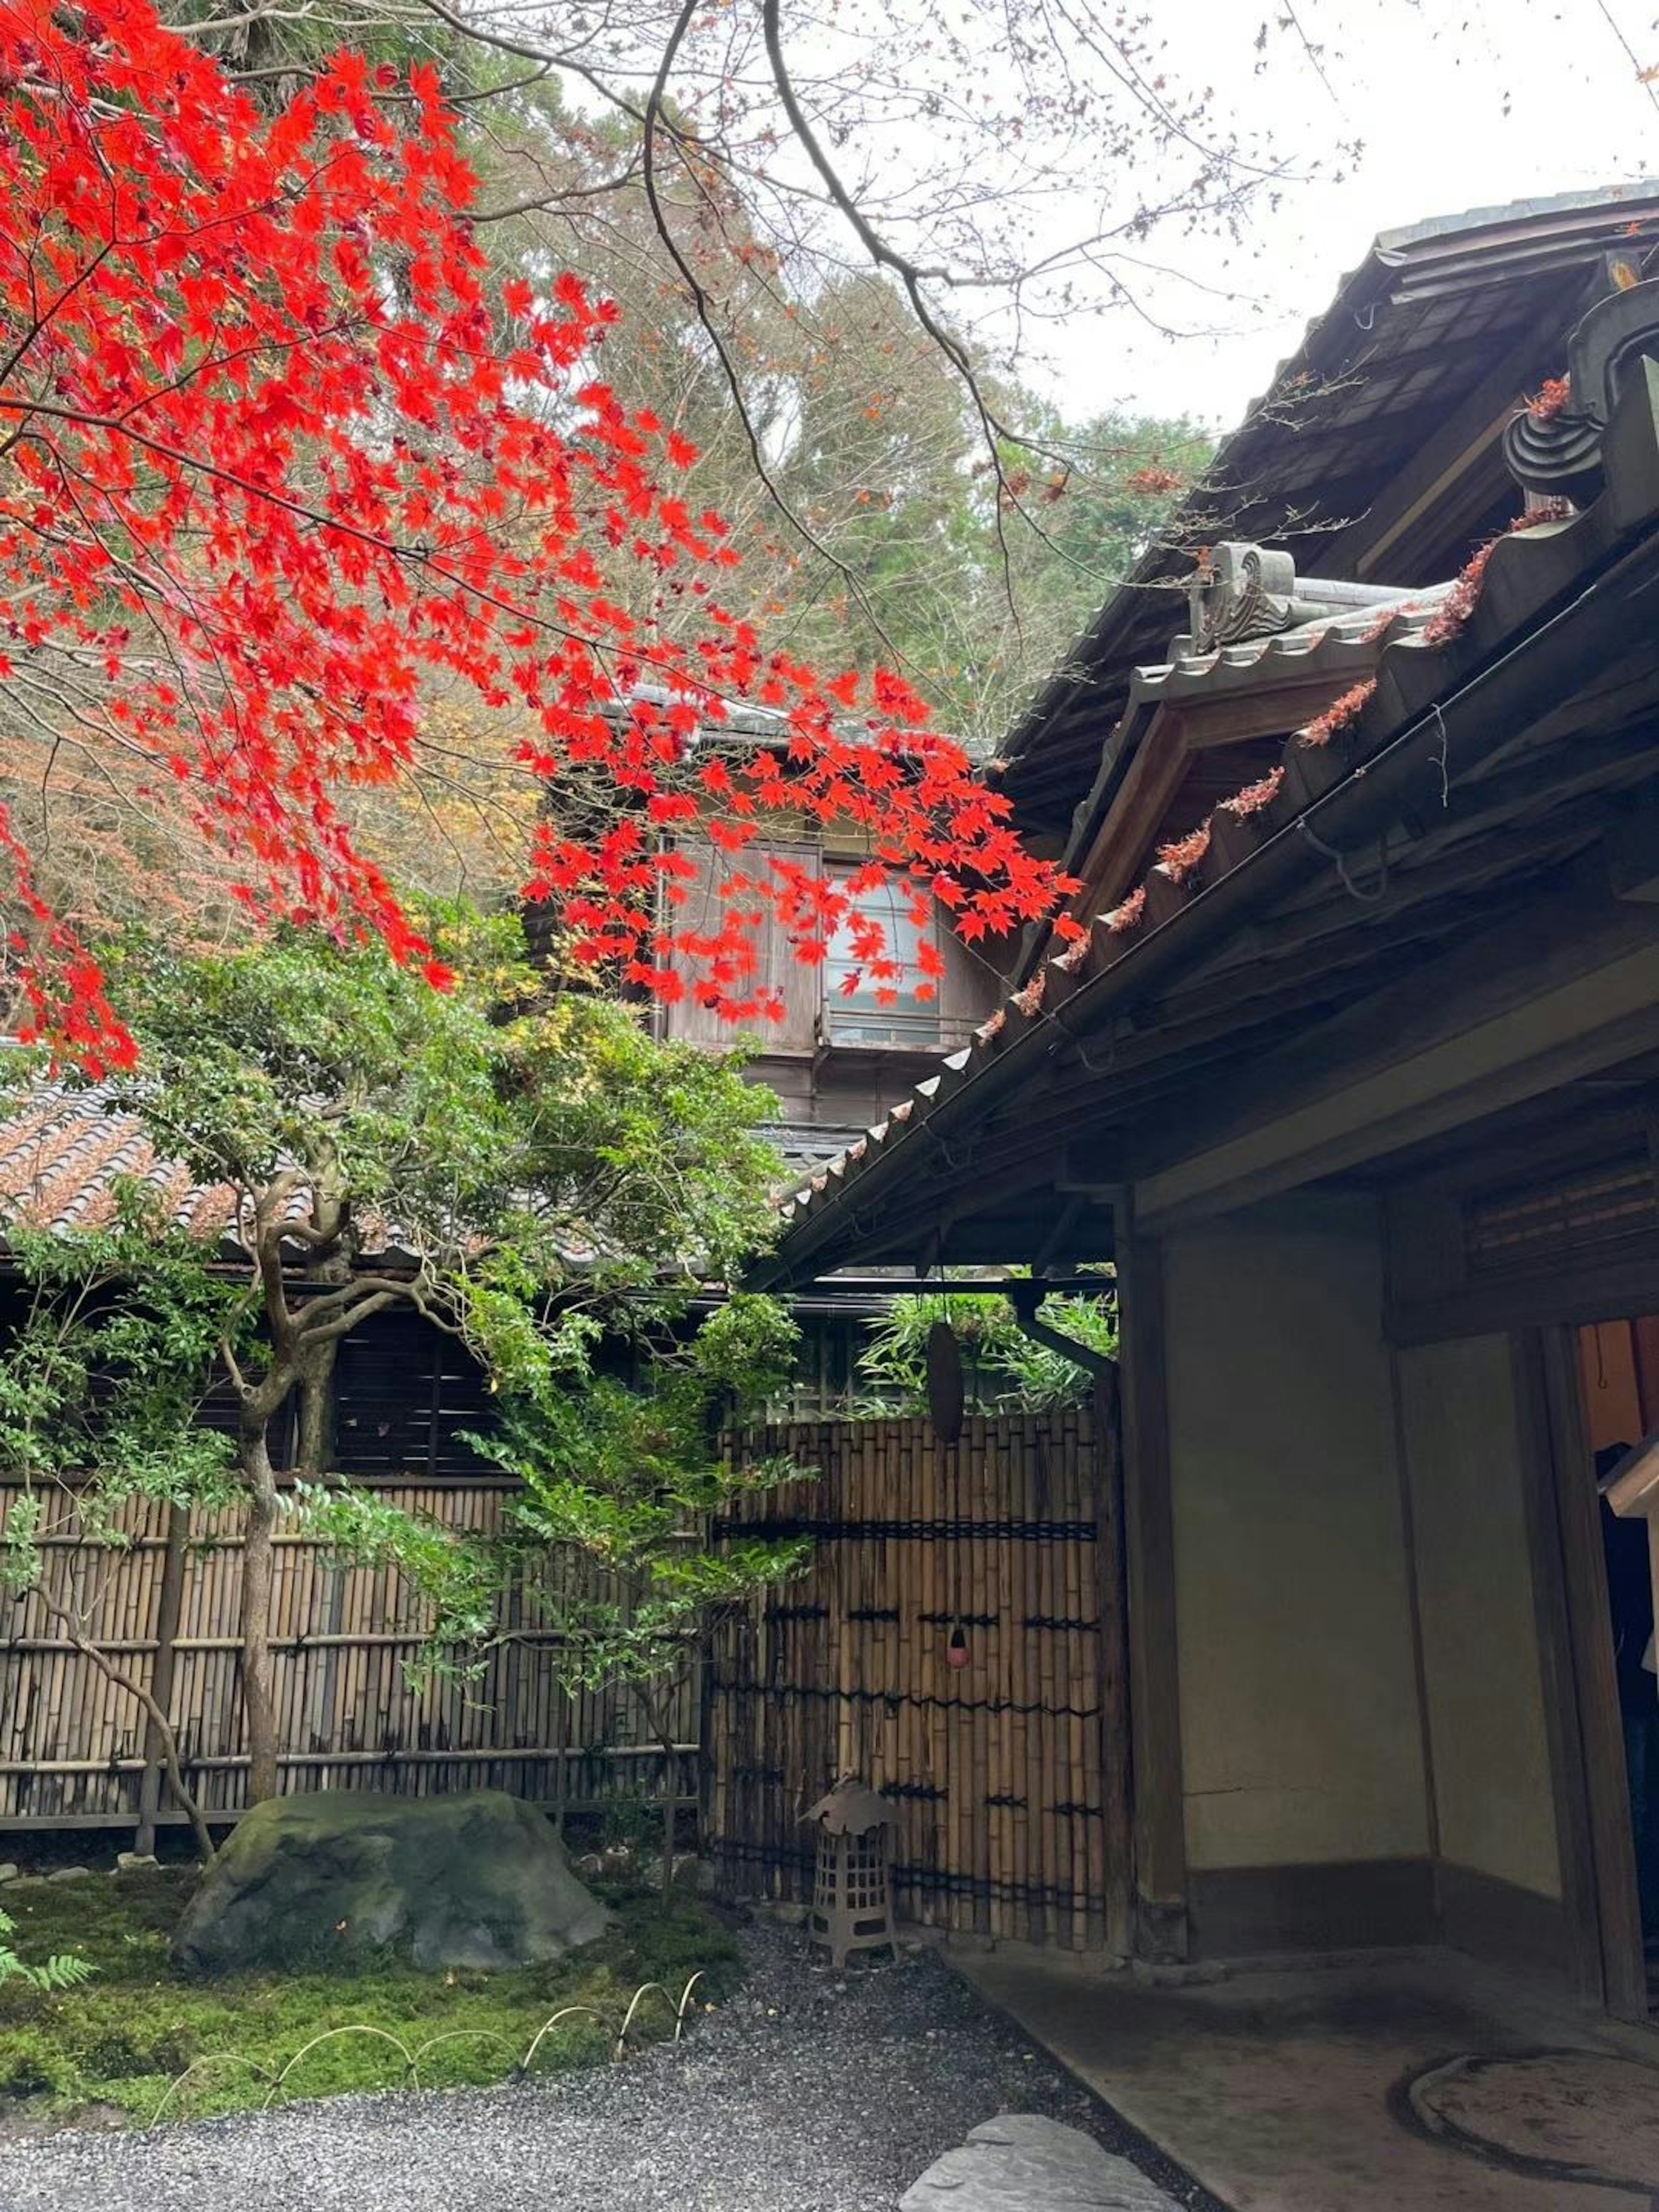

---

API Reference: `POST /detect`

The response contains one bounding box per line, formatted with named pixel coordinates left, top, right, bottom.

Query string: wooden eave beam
left=1069, top=737, right=1639, bottom=1051
left=1130, top=866, right=1659, bottom=1226
left=901, top=798, right=1649, bottom=1238
left=1375, top=1083, right=1659, bottom=1206
left=1133, top=876, right=1545, bottom=1042
left=934, top=925, right=1480, bottom=1175
left=782, top=856, right=1641, bottom=1275
left=1066, top=672, right=1392, bottom=922
left=856, top=947, right=1440, bottom=1224
left=1195, top=785, right=1624, bottom=973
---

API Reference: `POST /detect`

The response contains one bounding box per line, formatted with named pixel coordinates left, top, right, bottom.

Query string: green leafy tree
left=856, top=1278, right=1118, bottom=1414
left=0, top=1193, right=243, bottom=1859
left=315, top=1290, right=810, bottom=1891
left=1, top=915, right=804, bottom=1817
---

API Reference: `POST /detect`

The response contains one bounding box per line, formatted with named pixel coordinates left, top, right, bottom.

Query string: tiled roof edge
left=763, top=421, right=1659, bottom=1271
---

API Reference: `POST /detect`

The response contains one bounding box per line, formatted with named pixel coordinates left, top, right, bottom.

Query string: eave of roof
left=1122, top=590, right=1449, bottom=711
left=751, top=360, right=1659, bottom=1287
left=1018, top=586, right=1457, bottom=977
left=995, top=180, right=1659, bottom=830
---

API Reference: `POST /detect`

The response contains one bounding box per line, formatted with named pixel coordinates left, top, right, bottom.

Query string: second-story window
left=823, top=874, right=944, bottom=1047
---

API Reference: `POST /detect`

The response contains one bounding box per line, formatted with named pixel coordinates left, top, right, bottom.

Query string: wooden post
left=1512, top=1330, right=1622, bottom=2012
left=1117, top=1226, right=1190, bottom=1961
left=134, top=1500, right=189, bottom=1859
left=1092, top=1369, right=1134, bottom=1957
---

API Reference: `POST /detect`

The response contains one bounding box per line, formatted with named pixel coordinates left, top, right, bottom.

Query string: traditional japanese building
left=747, top=183, right=1659, bottom=2038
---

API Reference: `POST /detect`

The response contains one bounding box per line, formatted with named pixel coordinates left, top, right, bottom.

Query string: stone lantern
left=802, top=1778, right=899, bottom=1967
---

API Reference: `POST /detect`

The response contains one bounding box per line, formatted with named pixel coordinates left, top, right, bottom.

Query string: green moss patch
left=0, top=1869, right=740, bottom=2131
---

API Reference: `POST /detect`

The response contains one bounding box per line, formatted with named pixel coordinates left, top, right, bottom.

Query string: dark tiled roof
left=1026, top=588, right=1458, bottom=973
left=760, top=363, right=1659, bottom=1276
left=1117, top=591, right=1451, bottom=710
left=761, top=1120, right=880, bottom=1172
left=0, top=1087, right=242, bottom=1243
left=997, top=181, right=1659, bottom=836
left=0, top=1084, right=410, bottom=1263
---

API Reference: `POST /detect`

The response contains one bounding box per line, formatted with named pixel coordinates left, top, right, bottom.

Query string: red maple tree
left=0, top=0, right=1080, bottom=1071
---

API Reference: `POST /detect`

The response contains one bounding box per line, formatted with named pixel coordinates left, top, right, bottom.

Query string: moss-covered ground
left=0, top=1866, right=741, bottom=2131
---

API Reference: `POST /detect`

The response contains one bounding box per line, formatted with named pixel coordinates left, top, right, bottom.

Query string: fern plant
left=856, top=1274, right=1118, bottom=1415
left=0, top=1905, right=94, bottom=1993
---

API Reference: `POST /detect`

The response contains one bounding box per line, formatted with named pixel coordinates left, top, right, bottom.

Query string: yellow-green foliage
left=0, top=1868, right=740, bottom=2128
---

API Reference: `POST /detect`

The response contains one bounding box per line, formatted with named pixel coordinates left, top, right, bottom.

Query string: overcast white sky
left=1033, top=0, right=1659, bottom=430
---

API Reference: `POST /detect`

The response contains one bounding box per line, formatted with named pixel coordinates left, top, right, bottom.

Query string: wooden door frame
left=1515, top=1323, right=1648, bottom=2020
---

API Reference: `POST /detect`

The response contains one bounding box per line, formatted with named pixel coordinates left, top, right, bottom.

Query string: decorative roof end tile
left=1505, top=276, right=1659, bottom=506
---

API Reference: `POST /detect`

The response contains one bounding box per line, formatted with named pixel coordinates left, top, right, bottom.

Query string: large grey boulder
left=172, top=1789, right=612, bottom=1977
left=901, top=2115, right=1180, bottom=2211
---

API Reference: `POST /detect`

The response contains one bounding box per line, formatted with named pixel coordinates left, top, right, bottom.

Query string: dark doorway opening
left=1579, top=1321, right=1659, bottom=2017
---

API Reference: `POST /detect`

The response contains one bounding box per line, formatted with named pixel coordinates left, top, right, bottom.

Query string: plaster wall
left=1161, top=1192, right=1430, bottom=1870
left=1395, top=1334, right=1562, bottom=1900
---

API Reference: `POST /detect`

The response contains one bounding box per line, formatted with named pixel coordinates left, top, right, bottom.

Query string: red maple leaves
left=0, top=0, right=1073, bottom=1069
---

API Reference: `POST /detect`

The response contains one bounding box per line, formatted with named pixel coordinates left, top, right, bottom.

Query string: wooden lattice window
left=333, top=1310, right=498, bottom=1479
left=1465, top=1149, right=1659, bottom=1277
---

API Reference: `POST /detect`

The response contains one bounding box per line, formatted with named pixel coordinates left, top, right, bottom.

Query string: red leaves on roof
left=1300, top=680, right=1378, bottom=749
left=0, top=0, right=1074, bottom=1065
left=1421, top=536, right=1500, bottom=648
left=1156, top=823, right=1211, bottom=884
left=1219, top=765, right=1285, bottom=819
left=1525, top=375, right=1573, bottom=422
left=1359, top=598, right=1425, bottom=644
left=1103, top=885, right=1147, bottom=934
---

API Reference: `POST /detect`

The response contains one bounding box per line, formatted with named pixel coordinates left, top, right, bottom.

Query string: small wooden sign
left=926, top=1318, right=965, bottom=1443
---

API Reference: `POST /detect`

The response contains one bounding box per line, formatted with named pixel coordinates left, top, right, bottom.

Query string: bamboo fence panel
left=706, top=1406, right=1128, bottom=1951
left=0, top=1478, right=696, bottom=1831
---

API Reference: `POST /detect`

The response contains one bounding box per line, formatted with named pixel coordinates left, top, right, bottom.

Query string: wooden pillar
left=1116, top=1225, right=1189, bottom=1960
left=134, top=1500, right=189, bottom=1859
left=1513, top=1331, right=1620, bottom=2009
left=1091, top=1367, right=1134, bottom=1957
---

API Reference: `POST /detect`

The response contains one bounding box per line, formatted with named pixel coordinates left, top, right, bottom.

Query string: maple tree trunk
left=239, top=1423, right=281, bottom=1807
left=294, top=1342, right=337, bottom=1478
left=639, top=1680, right=684, bottom=1901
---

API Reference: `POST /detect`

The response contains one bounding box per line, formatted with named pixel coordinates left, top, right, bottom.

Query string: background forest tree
left=5, top=0, right=1641, bottom=1052
left=0, top=0, right=1237, bottom=1042
left=0, top=0, right=1106, bottom=1068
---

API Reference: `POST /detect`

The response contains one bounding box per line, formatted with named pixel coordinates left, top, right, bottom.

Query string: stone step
left=901, top=2113, right=1184, bottom=2211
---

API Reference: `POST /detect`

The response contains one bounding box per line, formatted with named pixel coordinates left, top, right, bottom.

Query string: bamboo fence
left=706, top=1406, right=1130, bottom=1951
left=0, top=1477, right=696, bottom=1834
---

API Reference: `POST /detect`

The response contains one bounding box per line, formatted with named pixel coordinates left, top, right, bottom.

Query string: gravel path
left=0, top=1920, right=1223, bottom=2212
